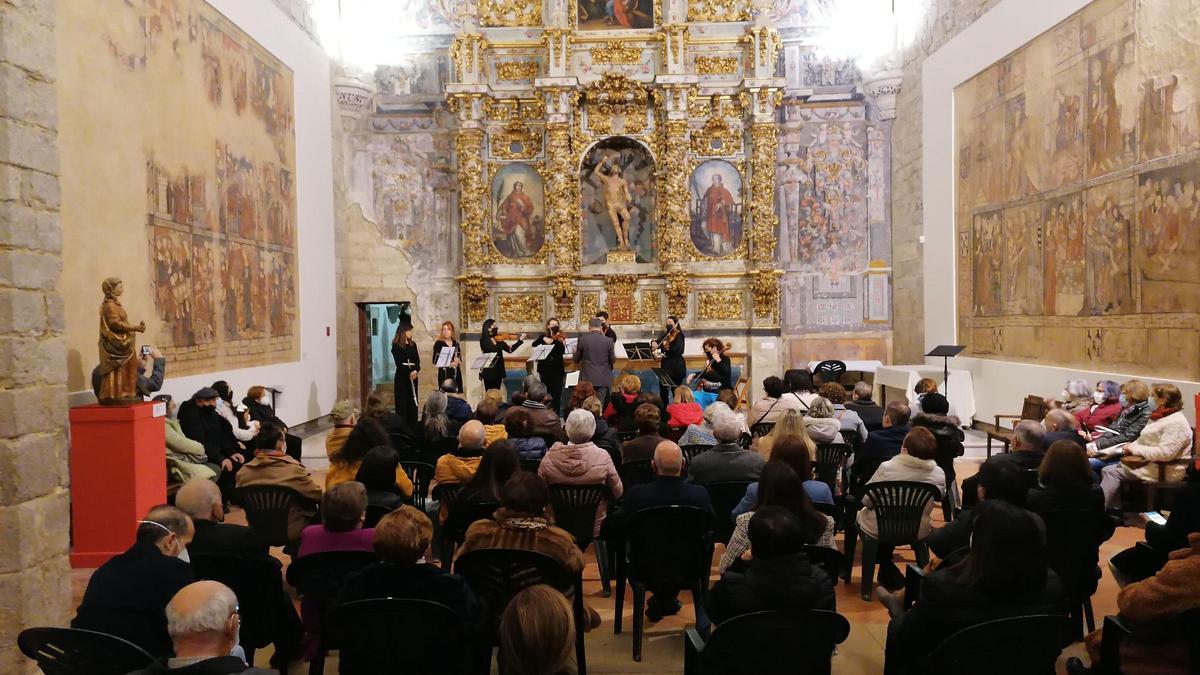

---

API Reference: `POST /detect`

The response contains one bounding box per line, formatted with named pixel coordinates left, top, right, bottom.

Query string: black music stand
left=623, top=342, right=655, bottom=361
left=650, top=368, right=676, bottom=389
left=925, top=345, right=966, bottom=396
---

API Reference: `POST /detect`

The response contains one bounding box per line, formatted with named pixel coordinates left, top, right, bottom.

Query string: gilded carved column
left=448, top=88, right=489, bottom=325
left=748, top=122, right=778, bottom=266
left=657, top=81, right=694, bottom=318
left=546, top=120, right=579, bottom=319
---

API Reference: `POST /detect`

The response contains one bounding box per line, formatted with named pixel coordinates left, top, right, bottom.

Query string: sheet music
left=564, top=337, right=578, bottom=357
left=434, top=346, right=457, bottom=368
left=528, top=344, right=553, bottom=362
left=470, top=353, right=497, bottom=370
left=565, top=371, right=580, bottom=387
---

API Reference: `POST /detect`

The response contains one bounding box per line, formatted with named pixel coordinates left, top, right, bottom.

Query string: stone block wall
left=890, top=0, right=1003, bottom=363
left=0, top=0, right=72, bottom=671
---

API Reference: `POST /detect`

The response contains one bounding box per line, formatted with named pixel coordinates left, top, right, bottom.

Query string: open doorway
left=356, top=302, right=412, bottom=406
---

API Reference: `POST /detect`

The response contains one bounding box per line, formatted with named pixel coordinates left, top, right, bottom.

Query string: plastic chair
left=618, top=459, right=656, bottom=489
left=1039, top=508, right=1107, bottom=638
left=190, top=553, right=289, bottom=666
left=813, top=444, right=851, bottom=496
left=399, top=461, right=435, bottom=511
left=749, top=422, right=775, bottom=438
left=812, top=360, right=847, bottom=386
left=922, top=614, right=1075, bottom=675
left=681, top=444, right=710, bottom=468
left=851, top=480, right=942, bottom=600
left=519, top=457, right=542, bottom=473
left=17, top=627, right=154, bottom=675
left=439, top=492, right=500, bottom=569
left=455, top=548, right=588, bottom=675
left=284, top=550, right=379, bottom=675
left=800, top=545, right=846, bottom=587
left=703, top=481, right=753, bottom=544
left=235, top=485, right=316, bottom=547
left=550, top=484, right=613, bottom=595
left=613, top=505, right=714, bottom=661
left=1090, top=606, right=1200, bottom=675
left=329, top=598, right=478, bottom=675
left=683, top=609, right=851, bottom=675
left=364, top=503, right=397, bottom=528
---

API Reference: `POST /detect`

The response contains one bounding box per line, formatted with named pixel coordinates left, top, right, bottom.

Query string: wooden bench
left=985, top=395, right=1046, bottom=458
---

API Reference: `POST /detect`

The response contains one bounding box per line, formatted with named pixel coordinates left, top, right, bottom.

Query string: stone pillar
left=0, top=1, right=73, bottom=672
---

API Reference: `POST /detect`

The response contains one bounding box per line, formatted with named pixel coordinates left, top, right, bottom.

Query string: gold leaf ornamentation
left=751, top=268, right=783, bottom=320
left=455, top=129, right=487, bottom=267
left=690, top=113, right=742, bottom=157
left=461, top=273, right=489, bottom=325
left=698, top=290, right=745, bottom=320
left=545, top=122, right=580, bottom=270
left=748, top=123, right=778, bottom=264
left=583, top=73, right=651, bottom=136
left=688, top=0, right=750, bottom=22
left=695, top=56, right=739, bottom=75
left=491, top=118, right=543, bottom=160
left=665, top=271, right=691, bottom=318
left=581, top=291, right=600, bottom=321
left=495, top=61, right=539, bottom=81
left=604, top=274, right=638, bottom=323
left=480, top=0, right=541, bottom=27
left=591, top=41, right=643, bottom=65
left=658, top=119, right=691, bottom=264
left=636, top=289, right=661, bottom=324
left=498, top=293, right=545, bottom=323
left=549, top=272, right=577, bottom=321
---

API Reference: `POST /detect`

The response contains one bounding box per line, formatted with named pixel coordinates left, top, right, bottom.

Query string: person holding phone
left=89, top=344, right=166, bottom=402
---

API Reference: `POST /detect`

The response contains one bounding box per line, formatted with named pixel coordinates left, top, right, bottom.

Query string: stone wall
left=890, top=0, right=1003, bottom=363
left=0, top=0, right=72, bottom=671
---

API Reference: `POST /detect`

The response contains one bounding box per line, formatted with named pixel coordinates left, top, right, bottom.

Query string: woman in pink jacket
left=539, top=409, right=625, bottom=536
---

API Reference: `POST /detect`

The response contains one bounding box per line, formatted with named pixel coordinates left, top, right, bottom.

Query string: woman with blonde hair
left=803, top=397, right=843, bottom=444
left=753, top=409, right=812, bottom=459
left=499, top=585, right=576, bottom=675
left=431, top=320, right=463, bottom=394
left=666, top=385, right=703, bottom=428
left=605, top=373, right=643, bottom=432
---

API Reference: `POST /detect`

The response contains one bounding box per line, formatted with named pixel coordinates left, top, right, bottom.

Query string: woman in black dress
left=432, top=320, right=464, bottom=393
left=534, top=316, right=567, bottom=415
left=391, top=322, right=420, bottom=427
left=479, top=318, right=525, bottom=393
left=651, top=315, right=686, bottom=403
left=693, top=337, right=732, bottom=391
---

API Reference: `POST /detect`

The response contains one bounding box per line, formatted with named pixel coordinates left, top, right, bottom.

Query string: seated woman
left=498, top=585, right=576, bottom=675
left=676, top=400, right=728, bottom=448
left=326, top=418, right=413, bottom=499
left=243, top=384, right=303, bottom=461
left=720, top=462, right=836, bottom=573
left=884, top=500, right=1065, bottom=675
left=355, top=446, right=406, bottom=518
left=819, top=382, right=868, bottom=443
left=445, top=440, right=519, bottom=537
left=538, top=410, right=624, bottom=536
left=1086, top=379, right=1152, bottom=480
left=579, top=395, right=621, bottom=466
left=1109, top=458, right=1200, bottom=585
left=298, top=481, right=375, bottom=557
left=803, top=397, right=843, bottom=445
left=1075, top=379, right=1122, bottom=437
left=422, top=390, right=463, bottom=461
left=1051, top=379, right=1094, bottom=416
left=604, top=373, right=643, bottom=432
left=567, top=381, right=597, bottom=413
left=735, top=432, right=835, bottom=518
left=1098, top=383, right=1193, bottom=509
left=503, top=407, right=548, bottom=461
left=752, top=409, right=805, bottom=459
left=667, top=385, right=704, bottom=429
left=475, top=398, right=508, bottom=447
left=621, top=403, right=666, bottom=464
left=155, top=394, right=218, bottom=484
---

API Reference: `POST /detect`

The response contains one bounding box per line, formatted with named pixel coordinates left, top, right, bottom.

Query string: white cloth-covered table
left=873, top=365, right=976, bottom=424
left=806, top=360, right=884, bottom=374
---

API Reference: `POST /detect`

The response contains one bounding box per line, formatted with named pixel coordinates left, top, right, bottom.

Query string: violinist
left=479, top=318, right=526, bottom=393
left=535, top=317, right=567, bottom=415
left=391, top=320, right=420, bottom=426
left=432, top=320, right=463, bottom=394
left=651, top=315, right=686, bottom=402
left=689, top=337, right=732, bottom=392
left=595, top=310, right=618, bottom=343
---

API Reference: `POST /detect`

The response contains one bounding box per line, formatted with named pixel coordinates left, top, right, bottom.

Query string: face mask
left=1119, top=393, right=1128, bottom=407
left=177, top=547, right=190, bottom=563
left=550, top=326, right=559, bottom=334
left=1148, top=396, right=1158, bottom=411
left=259, top=396, right=270, bottom=405
left=1093, top=391, right=1105, bottom=404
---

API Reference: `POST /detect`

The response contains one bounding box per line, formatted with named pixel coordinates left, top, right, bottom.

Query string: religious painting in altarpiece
left=955, top=0, right=1200, bottom=380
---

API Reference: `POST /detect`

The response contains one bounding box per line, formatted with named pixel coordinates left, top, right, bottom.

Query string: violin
left=493, top=332, right=522, bottom=342
left=652, top=324, right=680, bottom=358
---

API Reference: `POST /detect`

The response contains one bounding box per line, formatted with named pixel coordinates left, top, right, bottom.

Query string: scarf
left=1150, top=406, right=1181, bottom=421
left=502, top=516, right=549, bottom=531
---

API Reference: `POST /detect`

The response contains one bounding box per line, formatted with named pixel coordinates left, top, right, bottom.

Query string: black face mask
left=665, top=323, right=673, bottom=331
left=550, top=326, right=559, bottom=334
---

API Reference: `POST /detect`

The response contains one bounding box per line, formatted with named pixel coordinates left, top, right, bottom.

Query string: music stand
left=623, top=342, right=655, bottom=361
left=470, top=353, right=498, bottom=371
left=925, top=345, right=966, bottom=396
left=434, top=346, right=457, bottom=369
left=528, top=344, right=554, bottom=362
left=650, top=368, right=676, bottom=389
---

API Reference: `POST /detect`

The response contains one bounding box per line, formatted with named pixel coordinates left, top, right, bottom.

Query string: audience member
left=687, top=412, right=765, bottom=485
left=423, top=390, right=463, bottom=455
left=579, top=395, right=621, bottom=466
left=666, top=385, right=704, bottom=428
left=498, top=585, right=576, bottom=675
left=1108, top=458, right=1200, bottom=585
left=960, top=419, right=1045, bottom=508
left=73, top=506, right=195, bottom=657
left=337, top=506, right=486, bottom=654
left=128, top=581, right=273, bottom=675
left=90, top=345, right=166, bottom=402
left=605, top=373, right=643, bottom=431
left=504, top=407, right=549, bottom=461
left=156, top=394, right=217, bottom=484
left=925, top=461, right=1032, bottom=561
left=715, top=388, right=748, bottom=435
left=857, top=427, right=946, bottom=590
left=178, top=387, right=244, bottom=500
left=325, top=400, right=356, bottom=458
left=362, top=394, right=412, bottom=444
left=1090, top=379, right=1152, bottom=456
left=457, top=472, right=584, bottom=576
left=747, top=376, right=803, bottom=427
left=1098, top=382, right=1193, bottom=509
left=751, top=408, right=806, bottom=458
left=708, top=507, right=836, bottom=626
left=803, top=397, right=843, bottom=444
left=567, top=381, right=597, bottom=412
left=355, top=446, right=406, bottom=514
left=435, top=420, right=487, bottom=487
left=911, top=377, right=958, bottom=418
left=735, top=434, right=833, bottom=518
left=911, top=392, right=965, bottom=510
left=634, top=390, right=667, bottom=429
left=476, top=398, right=508, bottom=446
left=720, top=463, right=836, bottom=573
left=1042, top=408, right=1086, bottom=450
left=441, top=379, right=473, bottom=425
left=539, top=409, right=624, bottom=535
left=1051, top=379, right=1095, bottom=415
left=846, top=381, right=885, bottom=432
left=622, top=403, right=666, bottom=463
left=327, top=418, right=413, bottom=498
left=676, top=400, right=722, bottom=447
left=783, top=369, right=818, bottom=410
left=884, top=500, right=1065, bottom=675
left=298, top=482, right=374, bottom=557
left=858, top=402, right=912, bottom=472
left=1075, top=380, right=1122, bottom=436
left=211, top=380, right=260, bottom=446
left=819, top=382, right=868, bottom=442
left=235, top=423, right=322, bottom=541
left=446, top=439, right=519, bottom=535
left=520, top=381, right=568, bottom=442
left=242, top=385, right=302, bottom=461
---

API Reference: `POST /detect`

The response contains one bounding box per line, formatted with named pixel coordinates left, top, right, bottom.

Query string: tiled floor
left=68, top=435, right=1138, bottom=674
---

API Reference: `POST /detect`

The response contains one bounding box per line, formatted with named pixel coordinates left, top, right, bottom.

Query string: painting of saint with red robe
left=689, top=159, right=742, bottom=257
left=576, top=0, right=655, bottom=30
left=491, top=163, right=545, bottom=259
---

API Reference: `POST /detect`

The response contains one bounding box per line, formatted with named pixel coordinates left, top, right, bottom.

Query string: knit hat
left=331, top=399, right=355, bottom=420
left=193, top=387, right=220, bottom=400
left=922, top=392, right=950, bottom=415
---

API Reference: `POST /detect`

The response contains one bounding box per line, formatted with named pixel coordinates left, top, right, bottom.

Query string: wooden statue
left=96, top=277, right=146, bottom=405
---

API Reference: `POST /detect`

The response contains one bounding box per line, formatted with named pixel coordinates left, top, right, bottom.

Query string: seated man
left=337, top=506, right=486, bottom=641
left=960, top=419, right=1045, bottom=509
left=687, top=412, right=765, bottom=485
left=235, top=423, right=322, bottom=542
left=706, top=507, right=836, bottom=626
left=325, top=400, right=356, bottom=458
left=91, top=345, right=166, bottom=401
left=129, top=581, right=273, bottom=675
left=846, top=381, right=885, bottom=433
left=178, top=387, right=245, bottom=501
left=1042, top=409, right=1086, bottom=450
left=519, top=381, right=568, bottom=442
left=73, top=505, right=195, bottom=657
left=442, top=379, right=474, bottom=426
left=435, top=419, right=487, bottom=486
left=854, top=402, right=912, bottom=487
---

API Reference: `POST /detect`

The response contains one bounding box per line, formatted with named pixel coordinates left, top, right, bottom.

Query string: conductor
left=574, top=317, right=616, bottom=406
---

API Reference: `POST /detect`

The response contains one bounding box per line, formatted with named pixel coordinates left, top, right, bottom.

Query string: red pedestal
left=69, top=402, right=167, bottom=568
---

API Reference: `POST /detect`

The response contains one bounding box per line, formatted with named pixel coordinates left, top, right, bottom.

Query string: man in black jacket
left=1042, top=409, right=1086, bottom=450
left=852, top=402, right=912, bottom=493
left=73, top=506, right=195, bottom=657
left=961, top=419, right=1046, bottom=508
left=178, top=387, right=245, bottom=501
left=707, top=507, right=836, bottom=626
left=174, top=479, right=269, bottom=561
left=846, top=381, right=885, bottom=432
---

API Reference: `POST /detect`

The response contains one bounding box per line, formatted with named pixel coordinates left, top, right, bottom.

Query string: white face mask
left=1093, top=391, right=1105, bottom=404
left=259, top=396, right=270, bottom=405
left=177, top=546, right=190, bottom=563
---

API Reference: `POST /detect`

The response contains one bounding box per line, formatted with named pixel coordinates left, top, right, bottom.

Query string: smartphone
left=140, top=345, right=152, bottom=357
left=1143, top=511, right=1167, bottom=526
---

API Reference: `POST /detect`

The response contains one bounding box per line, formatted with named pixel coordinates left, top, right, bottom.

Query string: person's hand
left=1085, top=442, right=1098, bottom=455
left=542, top=336, right=553, bottom=344
left=1122, top=447, right=1133, bottom=457
left=231, top=453, right=245, bottom=464
left=221, top=458, right=233, bottom=472
left=409, top=370, right=419, bottom=380
left=148, top=345, right=163, bottom=360
left=451, top=358, right=461, bottom=368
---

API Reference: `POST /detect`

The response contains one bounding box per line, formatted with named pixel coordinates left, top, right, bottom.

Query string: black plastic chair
left=439, top=491, right=500, bottom=569
left=329, top=598, right=477, bottom=675
left=550, top=484, right=613, bottom=595
left=399, top=461, right=435, bottom=510
left=519, top=457, right=542, bottom=473
left=683, top=609, right=851, bottom=675
left=1091, top=606, right=1200, bottom=675
left=851, top=480, right=942, bottom=600
left=364, top=503, right=397, bottom=529
left=749, top=422, right=775, bottom=439
left=388, top=431, right=415, bottom=454
left=1039, top=507, right=1106, bottom=637
left=813, top=444, right=851, bottom=496
left=455, top=548, right=588, bottom=675
left=703, top=481, right=753, bottom=544
left=812, top=360, right=847, bottom=386
left=190, top=553, right=289, bottom=667
left=681, top=444, right=710, bottom=468
left=235, top=485, right=316, bottom=548
left=618, top=430, right=638, bottom=443
left=17, top=627, right=154, bottom=675
left=284, top=550, right=379, bottom=675
left=618, top=459, right=655, bottom=489
left=922, top=614, right=1075, bottom=674
left=800, top=545, right=846, bottom=587
left=614, top=505, right=714, bottom=661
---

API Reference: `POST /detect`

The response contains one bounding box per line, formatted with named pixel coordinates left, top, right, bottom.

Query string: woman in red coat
left=1075, top=379, right=1122, bottom=436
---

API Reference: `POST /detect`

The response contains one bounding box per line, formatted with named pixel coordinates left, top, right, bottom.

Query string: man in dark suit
left=73, top=506, right=195, bottom=657
left=602, top=441, right=713, bottom=621
left=1042, top=408, right=1086, bottom=451
left=687, top=412, right=765, bottom=485
left=846, top=381, right=885, bottom=432
left=574, top=317, right=616, bottom=406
